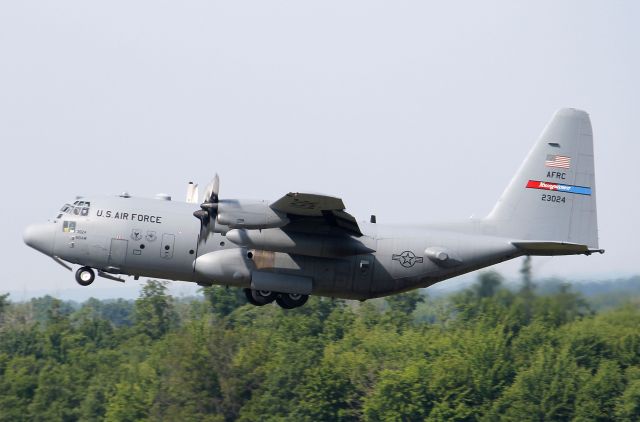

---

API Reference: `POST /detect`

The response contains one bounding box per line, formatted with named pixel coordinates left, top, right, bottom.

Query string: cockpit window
left=58, top=201, right=91, bottom=217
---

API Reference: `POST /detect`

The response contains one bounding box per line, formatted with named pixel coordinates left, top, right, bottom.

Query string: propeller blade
left=196, top=174, right=221, bottom=244
left=193, top=209, right=211, bottom=244
left=202, top=174, right=219, bottom=204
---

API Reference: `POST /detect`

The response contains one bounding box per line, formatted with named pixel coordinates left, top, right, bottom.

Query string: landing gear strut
left=75, top=266, right=95, bottom=286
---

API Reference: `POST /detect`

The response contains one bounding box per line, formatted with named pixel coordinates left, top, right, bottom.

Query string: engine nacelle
left=193, top=248, right=313, bottom=295
left=194, top=248, right=252, bottom=287
left=217, top=200, right=289, bottom=230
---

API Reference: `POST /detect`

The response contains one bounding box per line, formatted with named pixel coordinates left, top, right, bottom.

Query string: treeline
left=1, top=271, right=640, bottom=421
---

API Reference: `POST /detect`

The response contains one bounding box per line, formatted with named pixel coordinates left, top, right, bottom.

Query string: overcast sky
left=1, top=1, right=638, bottom=299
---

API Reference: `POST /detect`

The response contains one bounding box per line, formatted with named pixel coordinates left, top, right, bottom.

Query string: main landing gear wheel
left=75, top=266, right=95, bottom=286
left=244, top=288, right=277, bottom=306
left=276, top=293, right=309, bottom=309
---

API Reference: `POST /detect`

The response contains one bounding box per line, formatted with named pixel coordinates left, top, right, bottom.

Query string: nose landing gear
left=244, top=289, right=308, bottom=309
left=75, top=266, right=95, bottom=286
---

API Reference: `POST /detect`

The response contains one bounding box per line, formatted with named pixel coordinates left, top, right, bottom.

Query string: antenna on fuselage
left=186, top=182, right=199, bottom=203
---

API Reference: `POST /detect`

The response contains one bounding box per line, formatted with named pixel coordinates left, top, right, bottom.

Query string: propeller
left=194, top=174, right=220, bottom=244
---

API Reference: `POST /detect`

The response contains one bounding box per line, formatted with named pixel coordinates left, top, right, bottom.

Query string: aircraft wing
left=270, top=193, right=363, bottom=237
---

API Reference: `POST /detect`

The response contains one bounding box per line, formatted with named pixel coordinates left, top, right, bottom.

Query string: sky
left=1, top=1, right=638, bottom=300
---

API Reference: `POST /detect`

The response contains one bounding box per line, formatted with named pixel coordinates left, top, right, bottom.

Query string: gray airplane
left=24, top=109, right=603, bottom=309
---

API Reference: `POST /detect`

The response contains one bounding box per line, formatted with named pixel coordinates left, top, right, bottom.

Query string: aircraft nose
left=23, top=223, right=55, bottom=256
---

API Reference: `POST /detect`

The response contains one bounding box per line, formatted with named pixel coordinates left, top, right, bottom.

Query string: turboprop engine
left=216, top=200, right=289, bottom=230
left=193, top=248, right=313, bottom=295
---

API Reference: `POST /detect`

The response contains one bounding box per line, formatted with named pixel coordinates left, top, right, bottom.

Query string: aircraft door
left=352, top=254, right=375, bottom=297
left=161, top=234, right=175, bottom=259
left=108, top=239, right=128, bottom=267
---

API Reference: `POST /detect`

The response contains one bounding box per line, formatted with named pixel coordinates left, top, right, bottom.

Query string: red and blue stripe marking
left=526, top=180, right=592, bottom=196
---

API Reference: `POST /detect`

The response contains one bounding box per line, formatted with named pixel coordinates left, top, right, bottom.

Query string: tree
left=363, top=362, right=434, bottom=421
left=474, top=271, right=503, bottom=298
left=386, top=290, right=425, bottom=314
left=535, top=283, right=591, bottom=327
left=134, top=280, right=177, bottom=339
left=574, top=360, right=623, bottom=421
left=27, top=362, right=80, bottom=421
left=0, top=356, right=40, bottom=422
left=201, top=285, right=246, bottom=317
left=384, top=291, right=425, bottom=328
left=491, top=346, right=586, bottom=420
left=519, top=256, right=534, bottom=294
left=149, top=321, right=226, bottom=421
left=29, top=296, right=74, bottom=325
left=105, top=362, right=158, bottom=422
left=616, top=379, right=640, bottom=421
left=0, top=293, right=9, bottom=322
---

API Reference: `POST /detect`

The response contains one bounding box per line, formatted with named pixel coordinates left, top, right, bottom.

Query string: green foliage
left=0, top=275, right=639, bottom=420
left=0, top=293, right=9, bottom=320
left=30, top=295, right=75, bottom=325
left=491, top=346, right=587, bottom=420
left=134, top=280, right=177, bottom=339
left=474, top=270, right=503, bottom=298
left=385, top=290, right=425, bottom=314
left=201, top=285, right=246, bottom=317
left=574, top=360, right=624, bottom=421
left=79, top=297, right=134, bottom=327
left=616, top=376, right=640, bottom=421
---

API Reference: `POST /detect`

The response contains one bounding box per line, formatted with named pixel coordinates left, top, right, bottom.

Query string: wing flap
left=271, top=193, right=362, bottom=236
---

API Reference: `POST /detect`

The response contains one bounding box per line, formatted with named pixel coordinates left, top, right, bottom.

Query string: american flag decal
left=545, top=154, right=571, bottom=169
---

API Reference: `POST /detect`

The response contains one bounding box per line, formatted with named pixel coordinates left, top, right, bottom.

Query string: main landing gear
left=75, top=266, right=95, bottom=286
left=244, top=288, right=308, bottom=309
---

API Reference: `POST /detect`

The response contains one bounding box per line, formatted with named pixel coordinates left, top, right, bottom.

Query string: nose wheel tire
left=244, top=288, right=276, bottom=306
left=276, top=293, right=308, bottom=309
left=75, top=267, right=95, bottom=286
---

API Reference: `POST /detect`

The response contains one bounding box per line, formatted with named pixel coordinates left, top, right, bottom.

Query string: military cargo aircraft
left=24, top=109, right=603, bottom=309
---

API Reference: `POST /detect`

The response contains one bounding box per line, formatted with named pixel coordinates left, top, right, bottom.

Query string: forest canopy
left=1, top=269, right=639, bottom=421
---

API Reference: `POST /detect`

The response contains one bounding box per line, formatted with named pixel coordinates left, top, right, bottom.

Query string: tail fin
left=486, top=108, right=599, bottom=249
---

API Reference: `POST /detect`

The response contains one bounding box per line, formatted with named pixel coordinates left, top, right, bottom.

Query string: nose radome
left=23, top=223, right=55, bottom=256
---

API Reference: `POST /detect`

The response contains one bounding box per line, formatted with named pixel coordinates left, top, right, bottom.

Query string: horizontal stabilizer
left=512, top=241, right=605, bottom=256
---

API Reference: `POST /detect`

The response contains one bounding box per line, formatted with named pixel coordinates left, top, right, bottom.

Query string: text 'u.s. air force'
left=96, top=210, right=163, bottom=223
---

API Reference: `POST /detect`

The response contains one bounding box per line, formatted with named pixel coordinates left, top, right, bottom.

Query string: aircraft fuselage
left=30, top=195, right=522, bottom=300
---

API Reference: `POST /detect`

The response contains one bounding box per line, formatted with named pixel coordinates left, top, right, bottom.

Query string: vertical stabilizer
left=486, top=108, right=599, bottom=248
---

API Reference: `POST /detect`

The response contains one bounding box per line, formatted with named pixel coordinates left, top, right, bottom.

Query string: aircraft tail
left=485, top=108, right=600, bottom=250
